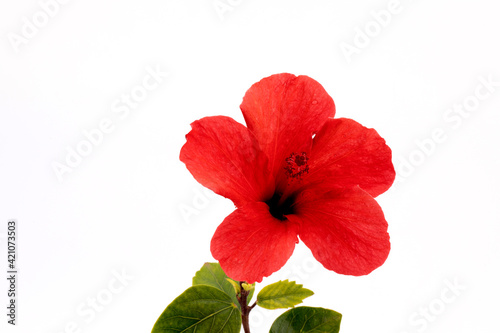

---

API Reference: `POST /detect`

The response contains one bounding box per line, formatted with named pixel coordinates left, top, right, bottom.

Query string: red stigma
left=284, top=152, right=309, bottom=181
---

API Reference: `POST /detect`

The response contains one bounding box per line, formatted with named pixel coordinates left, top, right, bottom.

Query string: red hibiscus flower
left=180, top=73, right=395, bottom=284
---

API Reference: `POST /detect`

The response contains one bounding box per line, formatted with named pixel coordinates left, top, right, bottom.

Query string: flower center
left=284, top=152, right=309, bottom=181
left=266, top=152, right=309, bottom=220
left=266, top=192, right=295, bottom=221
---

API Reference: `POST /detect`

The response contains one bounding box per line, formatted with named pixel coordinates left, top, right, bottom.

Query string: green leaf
left=226, top=278, right=241, bottom=295
left=151, top=285, right=241, bottom=333
left=193, top=262, right=255, bottom=307
left=246, top=282, right=256, bottom=305
left=269, top=306, right=342, bottom=333
left=257, top=280, right=314, bottom=309
left=193, top=262, right=240, bottom=308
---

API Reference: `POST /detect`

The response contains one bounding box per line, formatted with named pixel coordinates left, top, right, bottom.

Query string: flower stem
left=238, top=282, right=256, bottom=333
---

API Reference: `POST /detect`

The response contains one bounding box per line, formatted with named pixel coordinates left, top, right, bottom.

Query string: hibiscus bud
left=242, top=283, right=254, bottom=292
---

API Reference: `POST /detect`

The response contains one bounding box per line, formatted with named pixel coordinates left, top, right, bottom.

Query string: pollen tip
left=284, top=152, right=309, bottom=181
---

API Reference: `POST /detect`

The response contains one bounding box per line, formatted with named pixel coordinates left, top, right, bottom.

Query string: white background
left=1, top=0, right=499, bottom=332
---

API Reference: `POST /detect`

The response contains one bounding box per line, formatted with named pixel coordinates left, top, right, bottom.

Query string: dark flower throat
left=266, top=192, right=295, bottom=221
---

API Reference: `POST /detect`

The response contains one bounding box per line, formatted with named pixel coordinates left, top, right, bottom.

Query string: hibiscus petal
left=180, top=116, right=274, bottom=207
left=291, top=186, right=390, bottom=276
left=305, top=118, right=395, bottom=197
left=211, top=202, right=299, bottom=283
left=240, top=73, right=335, bottom=181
